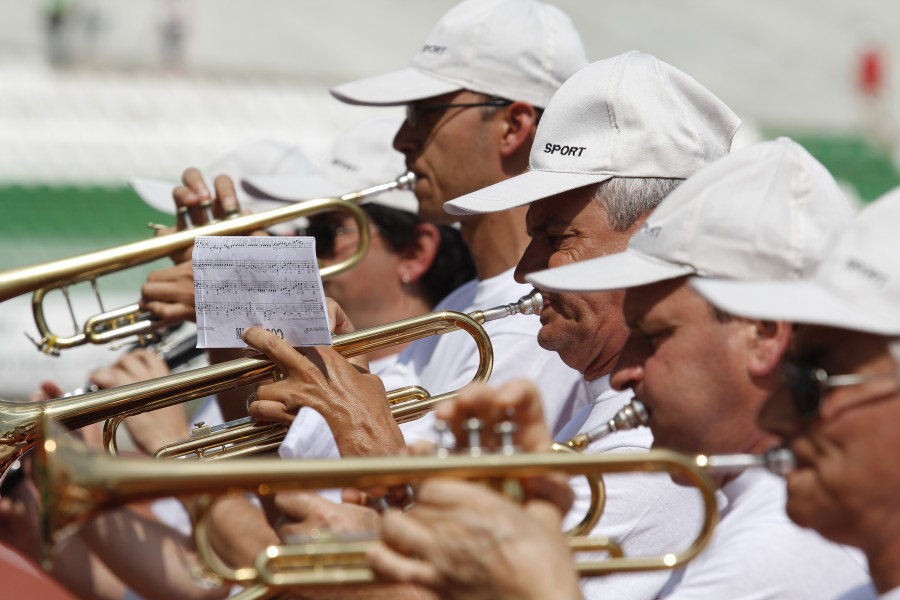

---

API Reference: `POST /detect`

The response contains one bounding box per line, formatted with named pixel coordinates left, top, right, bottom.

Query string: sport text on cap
left=444, top=51, right=741, bottom=216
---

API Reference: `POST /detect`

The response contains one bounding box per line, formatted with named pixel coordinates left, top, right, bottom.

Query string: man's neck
left=460, top=206, right=530, bottom=280
left=863, top=523, right=900, bottom=594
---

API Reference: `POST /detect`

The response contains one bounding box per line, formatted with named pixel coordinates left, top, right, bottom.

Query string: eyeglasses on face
left=296, top=224, right=365, bottom=257
left=781, top=361, right=899, bottom=418
left=405, top=97, right=513, bottom=128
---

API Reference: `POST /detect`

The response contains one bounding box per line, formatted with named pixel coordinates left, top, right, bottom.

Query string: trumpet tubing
left=150, top=290, right=544, bottom=460
left=1, top=172, right=415, bottom=355
left=37, top=415, right=739, bottom=582
left=3, top=290, right=540, bottom=473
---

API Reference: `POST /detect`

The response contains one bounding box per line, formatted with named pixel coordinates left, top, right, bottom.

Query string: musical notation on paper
left=192, top=236, right=332, bottom=348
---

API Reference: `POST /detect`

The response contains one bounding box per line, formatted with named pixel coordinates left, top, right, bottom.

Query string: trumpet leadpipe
left=565, top=399, right=649, bottom=451
left=698, top=448, right=796, bottom=477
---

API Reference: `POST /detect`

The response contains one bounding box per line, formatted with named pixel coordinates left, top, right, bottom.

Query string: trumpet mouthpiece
left=397, top=171, right=417, bottom=191
left=519, top=289, right=544, bottom=316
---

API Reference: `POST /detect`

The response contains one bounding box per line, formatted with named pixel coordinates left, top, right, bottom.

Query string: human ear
left=398, top=223, right=440, bottom=283
left=498, top=101, right=538, bottom=158
left=747, top=319, right=792, bottom=377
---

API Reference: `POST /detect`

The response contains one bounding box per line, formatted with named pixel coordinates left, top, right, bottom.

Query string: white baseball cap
left=242, top=118, right=418, bottom=213
left=692, top=187, right=900, bottom=336
left=444, top=51, right=741, bottom=216
left=526, top=138, right=853, bottom=292
left=330, top=0, right=588, bottom=109
left=130, top=140, right=316, bottom=216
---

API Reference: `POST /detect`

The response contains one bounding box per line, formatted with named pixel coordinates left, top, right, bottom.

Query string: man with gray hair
left=368, top=138, right=875, bottom=600
left=441, top=50, right=742, bottom=598
left=521, top=137, right=874, bottom=597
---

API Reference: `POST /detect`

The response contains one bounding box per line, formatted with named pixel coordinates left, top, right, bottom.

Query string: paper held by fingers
left=192, top=236, right=332, bottom=348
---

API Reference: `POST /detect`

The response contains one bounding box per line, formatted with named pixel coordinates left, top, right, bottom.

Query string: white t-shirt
left=559, top=377, right=709, bottom=600
left=277, top=269, right=592, bottom=456
left=658, top=468, right=876, bottom=599
left=382, top=269, right=593, bottom=444
left=880, top=587, right=900, bottom=600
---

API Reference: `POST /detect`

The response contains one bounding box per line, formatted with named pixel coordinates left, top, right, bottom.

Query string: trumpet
left=151, top=290, right=545, bottom=460
left=37, top=414, right=762, bottom=586
left=565, top=399, right=650, bottom=451
left=0, top=290, right=541, bottom=474
left=0, top=172, right=415, bottom=356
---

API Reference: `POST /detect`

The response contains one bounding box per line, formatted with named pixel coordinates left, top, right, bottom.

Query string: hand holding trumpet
left=367, top=382, right=581, bottom=600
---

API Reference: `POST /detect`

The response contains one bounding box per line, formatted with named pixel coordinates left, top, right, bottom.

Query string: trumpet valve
left=494, top=420, right=520, bottom=456
left=191, top=422, right=212, bottom=437
left=433, top=420, right=451, bottom=458
left=465, top=418, right=486, bottom=457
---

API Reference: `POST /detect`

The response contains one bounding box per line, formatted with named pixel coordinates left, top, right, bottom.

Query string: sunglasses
left=782, top=361, right=898, bottom=417
left=405, top=97, right=513, bottom=128
left=296, top=224, right=366, bottom=257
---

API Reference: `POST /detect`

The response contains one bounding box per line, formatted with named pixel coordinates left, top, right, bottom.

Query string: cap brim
left=130, top=178, right=178, bottom=215
left=691, top=278, right=900, bottom=335
left=331, top=67, right=463, bottom=106
left=444, top=170, right=613, bottom=215
left=242, top=175, right=346, bottom=203
left=526, top=249, right=695, bottom=293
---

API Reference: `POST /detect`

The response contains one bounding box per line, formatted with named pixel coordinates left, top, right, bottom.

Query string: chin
left=536, top=326, right=581, bottom=370
left=783, top=472, right=839, bottom=536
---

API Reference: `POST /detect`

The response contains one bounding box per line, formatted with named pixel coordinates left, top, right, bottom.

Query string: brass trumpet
left=0, top=290, right=541, bottom=474
left=37, top=414, right=755, bottom=585
left=150, top=290, right=545, bottom=460
left=0, top=172, right=414, bottom=355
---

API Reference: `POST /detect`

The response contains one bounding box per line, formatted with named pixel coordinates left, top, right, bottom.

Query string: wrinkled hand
left=243, top=326, right=403, bottom=457
left=367, top=479, right=582, bottom=600
left=273, top=491, right=380, bottom=543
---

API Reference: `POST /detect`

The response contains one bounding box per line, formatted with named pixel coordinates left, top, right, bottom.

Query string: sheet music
left=192, top=236, right=332, bottom=348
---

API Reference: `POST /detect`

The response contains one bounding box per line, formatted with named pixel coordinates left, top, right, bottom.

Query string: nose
left=513, top=239, right=546, bottom=284
left=393, top=119, right=419, bottom=156
left=609, top=335, right=645, bottom=392
left=757, top=384, right=804, bottom=439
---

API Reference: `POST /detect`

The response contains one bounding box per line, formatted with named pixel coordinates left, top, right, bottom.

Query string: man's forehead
left=416, top=89, right=478, bottom=105
left=790, top=325, right=871, bottom=363
left=622, top=277, right=693, bottom=323
left=525, top=187, right=602, bottom=229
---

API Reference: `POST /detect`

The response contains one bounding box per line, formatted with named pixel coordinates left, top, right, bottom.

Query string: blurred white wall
left=2, top=0, right=898, bottom=129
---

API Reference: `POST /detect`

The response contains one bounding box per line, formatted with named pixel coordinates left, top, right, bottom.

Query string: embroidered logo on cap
left=845, top=258, right=888, bottom=287
left=421, top=45, right=447, bottom=55
left=331, top=158, right=358, bottom=172
left=638, top=223, right=662, bottom=238
left=543, top=143, right=587, bottom=157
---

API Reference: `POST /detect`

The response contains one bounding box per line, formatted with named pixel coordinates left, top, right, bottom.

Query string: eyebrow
left=526, top=215, right=573, bottom=235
